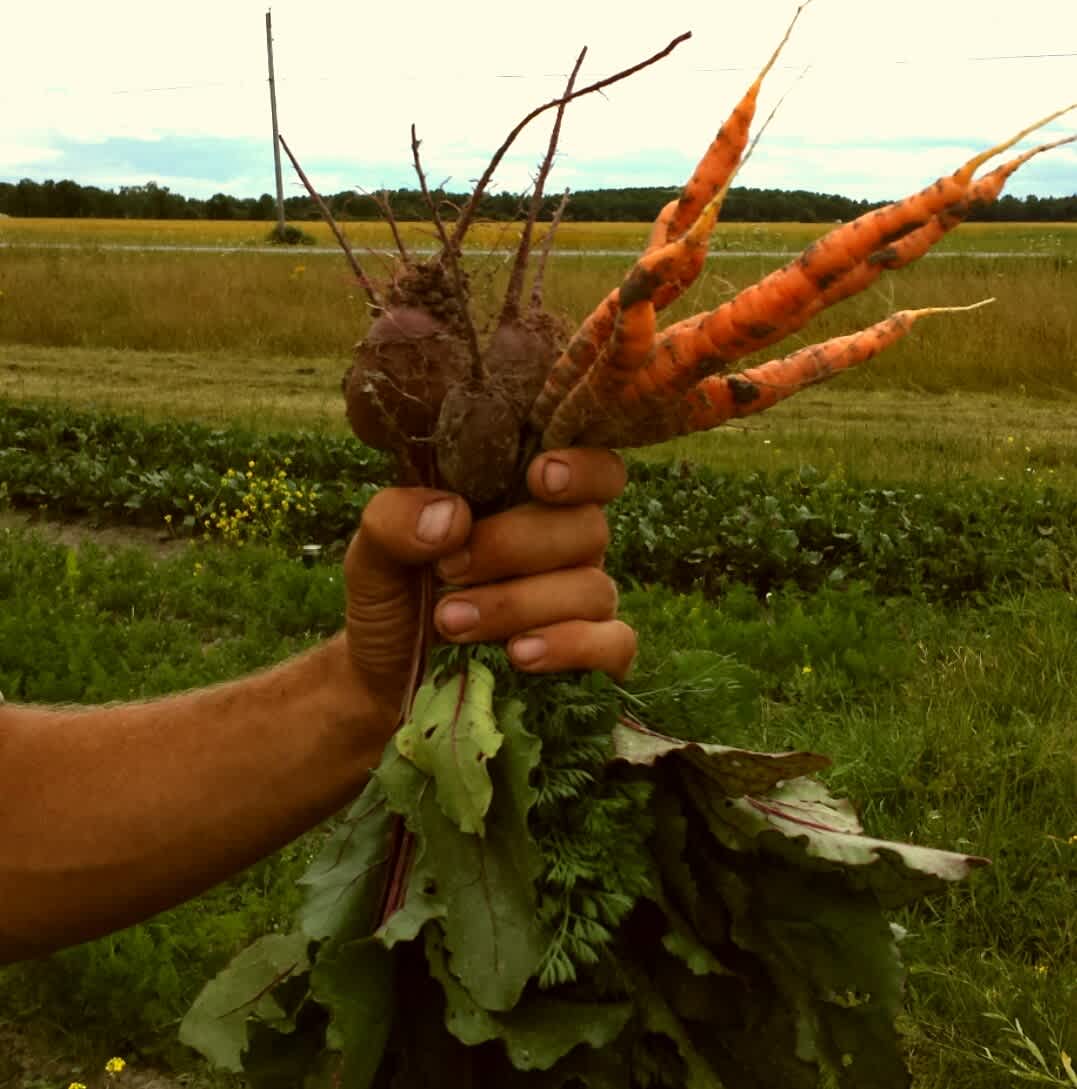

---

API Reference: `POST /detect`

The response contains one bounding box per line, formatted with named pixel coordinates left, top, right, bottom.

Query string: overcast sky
left=3, top=0, right=1075, bottom=204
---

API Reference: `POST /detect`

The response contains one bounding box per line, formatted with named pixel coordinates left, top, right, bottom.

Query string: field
left=0, top=219, right=1075, bottom=1088
left=5, top=216, right=1077, bottom=255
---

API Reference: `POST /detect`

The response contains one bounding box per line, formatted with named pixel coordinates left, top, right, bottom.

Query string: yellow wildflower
left=68, top=1083, right=88, bottom=1089
left=105, top=1056, right=127, bottom=1074
left=802, top=665, right=813, bottom=675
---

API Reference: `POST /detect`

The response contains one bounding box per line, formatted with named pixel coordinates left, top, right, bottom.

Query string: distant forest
left=2, top=177, right=1076, bottom=222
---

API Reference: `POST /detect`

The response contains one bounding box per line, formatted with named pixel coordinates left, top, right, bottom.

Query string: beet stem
left=410, top=125, right=485, bottom=380
left=373, top=188, right=409, bottom=260
left=530, top=189, right=570, bottom=311
left=277, top=135, right=381, bottom=308
left=450, top=31, right=691, bottom=251
left=500, top=48, right=586, bottom=323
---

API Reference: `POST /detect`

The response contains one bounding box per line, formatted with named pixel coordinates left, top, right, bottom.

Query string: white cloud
left=3, top=0, right=1075, bottom=199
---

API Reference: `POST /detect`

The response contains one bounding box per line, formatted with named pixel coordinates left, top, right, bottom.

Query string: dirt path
left=0, top=511, right=188, bottom=559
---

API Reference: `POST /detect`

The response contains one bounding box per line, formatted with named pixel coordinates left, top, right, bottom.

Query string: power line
left=3, top=50, right=1074, bottom=101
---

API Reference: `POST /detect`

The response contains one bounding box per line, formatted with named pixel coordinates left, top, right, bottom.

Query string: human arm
left=0, top=449, right=635, bottom=962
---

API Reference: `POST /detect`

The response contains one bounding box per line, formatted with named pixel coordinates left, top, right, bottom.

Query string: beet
left=434, top=382, right=521, bottom=504
left=343, top=306, right=470, bottom=456
left=482, top=312, right=568, bottom=422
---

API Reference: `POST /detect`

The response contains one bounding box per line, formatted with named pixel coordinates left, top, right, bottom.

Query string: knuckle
left=579, top=503, right=610, bottom=555
left=587, top=568, right=620, bottom=616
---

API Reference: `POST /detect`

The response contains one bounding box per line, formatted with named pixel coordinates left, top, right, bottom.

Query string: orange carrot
left=609, top=106, right=1077, bottom=410
left=529, top=6, right=808, bottom=433
left=676, top=301, right=994, bottom=439
left=578, top=302, right=994, bottom=447
left=761, top=134, right=1077, bottom=334
left=528, top=288, right=620, bottom=431
left=664, top=0, right=812, bottom=245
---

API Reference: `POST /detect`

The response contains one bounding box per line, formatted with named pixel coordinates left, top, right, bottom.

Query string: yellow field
left=4, top=216, right=1077, bottom=254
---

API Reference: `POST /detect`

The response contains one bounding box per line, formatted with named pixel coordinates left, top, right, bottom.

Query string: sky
left=2, top=0, right=1075, bottom=205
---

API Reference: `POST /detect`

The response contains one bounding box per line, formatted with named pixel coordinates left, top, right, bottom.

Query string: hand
left=342, top=449, right=637, bottom=725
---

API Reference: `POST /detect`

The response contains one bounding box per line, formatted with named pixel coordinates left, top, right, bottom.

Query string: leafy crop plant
left=181, top=6, right=1073, bottom=1085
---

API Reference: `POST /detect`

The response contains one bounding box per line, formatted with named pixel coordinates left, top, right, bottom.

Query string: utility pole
left=265, top=10, right=286, bottom=236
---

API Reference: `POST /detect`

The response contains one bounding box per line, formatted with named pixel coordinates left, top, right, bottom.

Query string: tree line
left=2, top=177, right=1075, bottom=222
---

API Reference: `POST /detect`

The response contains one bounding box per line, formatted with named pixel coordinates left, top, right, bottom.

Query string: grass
left=2, top=234, right=1075, bottom=393
left=0, top=530, right=1072, bottom=1088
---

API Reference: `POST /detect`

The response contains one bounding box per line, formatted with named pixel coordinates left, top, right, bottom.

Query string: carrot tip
left=905, top=298, right=996, bottom=322
left=754, top=0, right=814, bottom=88
left=960, top=103, right=1077, bottom=182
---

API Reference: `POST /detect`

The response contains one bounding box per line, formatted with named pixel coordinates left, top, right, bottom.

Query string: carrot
left=528, top=288, right=620, bottom=431
left=664, top=0, right=813, bottom=245
left=529, top=6, right=808, bottom=433
left=765, top=134, right=1077, bottom=332
left=606, top=106, right=1077, bottom=413
left=678, top=300, right=994, bottom=438
left=581, top=302, right=994, bottom=447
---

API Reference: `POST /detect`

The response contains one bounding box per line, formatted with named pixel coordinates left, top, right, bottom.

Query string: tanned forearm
left=0, top=634, right=391, bottom=963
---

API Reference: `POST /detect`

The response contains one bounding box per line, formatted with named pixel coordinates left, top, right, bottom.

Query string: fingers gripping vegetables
left=182, top=8, right=1073, bottom=1087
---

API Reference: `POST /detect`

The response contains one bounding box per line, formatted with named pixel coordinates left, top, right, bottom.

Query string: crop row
left=2, top=402, right=1075, bottom=601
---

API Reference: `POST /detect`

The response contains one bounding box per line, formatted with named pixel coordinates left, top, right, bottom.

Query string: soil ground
left=0, top=510, right=187, bottom=559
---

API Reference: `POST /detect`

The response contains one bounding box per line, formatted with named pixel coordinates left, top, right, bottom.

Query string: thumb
left=343, top=489, right=471, bottom=706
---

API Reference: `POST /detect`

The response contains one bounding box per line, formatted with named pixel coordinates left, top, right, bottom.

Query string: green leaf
left=376, top=715, right=546, bottom=1010
left=709, top=857, right=912, bottom=1088
left=298, top=778, right=393, bottom=944
left=178, top=931, right=311, bottom=1072
left=425, top=928, right=631, bottom=1071
left=396, top=659, right=504, bottom=835
left=686, top=772, right=988, bottom=907
left=628, top=963, right=722, bottom=1089
left=241, top=1002, right=333, bottom=1089
left=662, top=924, right=732, bottom=978
left=376, top=830, right=448, bottom=949
left=613, top=719, right=830, bottom=796
left=372, top=738, right=450, bottom=949
left=435, top=701, right=546, bottom=1010
left=650, top=787, right=725, bottom=946
left=309, top=937, right=394, bottom=1089
left=526, top=1046, right=632, bottom=1089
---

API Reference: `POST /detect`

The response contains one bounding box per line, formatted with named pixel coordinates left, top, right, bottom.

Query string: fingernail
left=510, top=636, right=546, bottom=665
left=437, top=599, right=480, bottom=635
left=437, top=549, right=471, bottom=581
left=416, top=498, right=455, bottom=544
left=542, top=458, right=570, bottom=494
